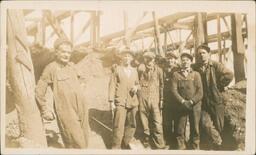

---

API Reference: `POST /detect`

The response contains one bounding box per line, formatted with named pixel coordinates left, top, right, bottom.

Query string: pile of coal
left=222, top=80, right=246, bottom=150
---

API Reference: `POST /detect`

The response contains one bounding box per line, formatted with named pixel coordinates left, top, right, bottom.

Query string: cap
left=180, top=52, right=193, bottom=61
left=165, top=52, right=178, bottom=59
left=54, top=38, right=72, bottom=49
left=197, top=43, right=210, bottom=53
left=143, top=51, right=156, bottom=59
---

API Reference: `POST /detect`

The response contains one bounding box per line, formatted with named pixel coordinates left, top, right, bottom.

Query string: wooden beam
left=231, top=13, right=246, bottom=83
left=96, top=11, right=101, bottom=46
left=27, top=10, right=80, bottom=36
left=7, top=10, right=47, bottom=147
left=152, top=11, right=164, bottom=56
left=23, top=9, right=33, bottom=16
left=70, top=11, right=74, bottom=43
left=193, top=12, right=208, bottom=62
left=217, top=14, right=222, bottom=63
left=75, top=18, right=92, bottom=42
left=123, top=11, right=130, bottom=48
left=44, top=10, right=68, bottom=39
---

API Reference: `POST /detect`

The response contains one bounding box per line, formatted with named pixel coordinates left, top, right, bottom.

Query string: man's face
left=181, top=56, right=192, bottom=69
left=121, top=53, right=133, bottom=65
left=144, top=57, right=155, bottom=67
left=198, top=48, right=209, bottom=63
left=166, top=57, right=176, bottom=67
left=56, top=43, right=72, bottom=64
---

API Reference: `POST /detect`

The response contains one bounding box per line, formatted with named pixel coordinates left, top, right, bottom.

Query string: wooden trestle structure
left=24, top=10, right=247, bottom=83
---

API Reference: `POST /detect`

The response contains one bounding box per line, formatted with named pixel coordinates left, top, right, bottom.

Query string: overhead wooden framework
left=23, top=10, right=247, bottom=83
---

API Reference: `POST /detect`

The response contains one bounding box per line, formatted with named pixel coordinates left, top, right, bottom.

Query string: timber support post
left=193, top=12, right=207, bottom=62
left=231, top=13, right=246, bottom=83
left=7, top=10, right=47, bottom=148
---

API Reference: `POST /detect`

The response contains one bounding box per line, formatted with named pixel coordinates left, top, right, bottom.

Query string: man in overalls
left=138, top=51, right=165, bottom=149
left=36, top=38, right=89, bottom=148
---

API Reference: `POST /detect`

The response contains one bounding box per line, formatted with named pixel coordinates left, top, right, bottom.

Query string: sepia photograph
left=0, top=1, right=255, bottom=155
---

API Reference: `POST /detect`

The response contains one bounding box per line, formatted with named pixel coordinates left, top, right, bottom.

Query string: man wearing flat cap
left=36, top=38, right=89, bottom=148
left=162, top=52, right=179, bottom=148
left=192, top=43, right=234, bottom=150
left=170, top=52, right=203, bottom=149
left=108, top=49, right=140, bottom=149
left=137, top=51, right=166, bottom=149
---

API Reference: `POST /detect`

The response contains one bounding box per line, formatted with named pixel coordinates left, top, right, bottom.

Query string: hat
left=143, top=51, right=156, bottom=59
left=165, top=52, right=178, bottom=59
left=54, top=38, right=72, bottom=49
left=180, top=52, right=193, bottom=61
left=197, top=43, right=210, bottom=53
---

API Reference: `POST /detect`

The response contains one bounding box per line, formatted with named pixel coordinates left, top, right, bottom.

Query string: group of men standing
left=109, top=43, right=234, bottom=150
left=35, top=37, right=233, bottom=150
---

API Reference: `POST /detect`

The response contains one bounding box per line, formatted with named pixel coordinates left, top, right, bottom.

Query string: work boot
left=141, top=135, right=150, bottom=148
left=176, top=136, right=186, bottom=150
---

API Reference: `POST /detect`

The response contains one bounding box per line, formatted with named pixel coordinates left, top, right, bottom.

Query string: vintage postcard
left=0, top=1, right=255, bottom=155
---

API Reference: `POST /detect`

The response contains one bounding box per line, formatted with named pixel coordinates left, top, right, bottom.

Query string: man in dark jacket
left=171, top=53, right=203, bottom=150
left=162, top=52, right=179, bottom=148
left=192, top=43, right=234, bottom=149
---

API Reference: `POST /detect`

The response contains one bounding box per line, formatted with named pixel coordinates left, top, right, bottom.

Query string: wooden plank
left=75, top=18, right=92, bottom=42
left=193, top=12, right=208, bottom=62
left=90, top=11, right=97, bottom=47
left=123, top=11, right=130, bottom=48
left=217, top=14, right=222, bottom=63
left=231, top=13, right=246, bottom=83
left=152, top=11, right=164, bottom=56
left=96, top=11, right=101, bottom=46
left=70, top=11, right=74, bottom=43
left=27, top=10, right=80, bottom=36
left=23, top=9, right=33, bottom=16
left=44, top=10, right=69, bottom=40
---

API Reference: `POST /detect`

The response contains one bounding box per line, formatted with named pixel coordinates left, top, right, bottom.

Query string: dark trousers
left=175, top=103, right=201, bottom=150
left=200, top=104, right=224, bottom=146
left=162, top=103, right=177, bottom=147
left=139, top=98, right=165, bottom=149
left=112, top=106, right=137, bottom=149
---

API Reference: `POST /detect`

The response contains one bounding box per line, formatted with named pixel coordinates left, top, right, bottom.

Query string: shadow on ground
left=89, top=108, right=113, bottom=149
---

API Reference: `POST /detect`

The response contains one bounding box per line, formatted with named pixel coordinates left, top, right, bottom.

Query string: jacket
left=108, top=66, right=139, bottom=109
left=170, top=69, right=203, bottom=107
left=192, top=60, right=234, bottom=107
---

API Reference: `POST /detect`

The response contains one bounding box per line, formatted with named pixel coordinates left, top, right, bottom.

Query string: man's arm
left=191, top=72, right=204, bottom=104
left=108, top=67, right=117, bottom=102
left=35, top=65, right=54, bottom=120
left=158, top=67, right=164, bottom=102
left=170, top=72, right=185, bottom=104
left=215, top=62, right=234, bottom=88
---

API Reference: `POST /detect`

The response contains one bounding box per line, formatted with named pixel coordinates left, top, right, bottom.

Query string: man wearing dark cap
left=162, top=52, right=179, bottom=148
left=36, top=38, right=89, bottom=148
left=108, top=50, right=140, bottom=149
left=192, top=43, right=234, bottom=150
left=137, top=51, right=166, bottom=149
left=170, top=52, right=203, bottom=150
